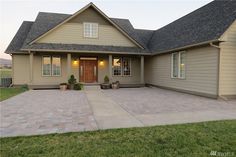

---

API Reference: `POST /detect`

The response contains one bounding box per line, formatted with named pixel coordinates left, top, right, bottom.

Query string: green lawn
left=0, top=69, right=12, bottom=78
left=1, top=120, right=235, bottom=157
left=0, top=87, right=27, bottom=101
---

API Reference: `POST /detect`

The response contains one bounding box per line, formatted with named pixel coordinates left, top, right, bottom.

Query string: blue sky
left=0, top=0, right=212, bottom=59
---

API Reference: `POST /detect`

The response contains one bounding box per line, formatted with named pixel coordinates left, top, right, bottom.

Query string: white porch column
left=140, top=55, right=144, bottom=84
left=109, top=54, right=112, bottom=81
left=29, top=52, right=33, bottom=84
left=67, top=53, right=71, bottom=78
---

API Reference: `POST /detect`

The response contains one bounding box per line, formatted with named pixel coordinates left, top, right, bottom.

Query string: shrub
left=74, top=83, right=82, bottom=90
left=104, top=75, right=109, bottom=83
left=68, top=75, right=77, bottom=85
left=21, top=84, right=28, bottom=90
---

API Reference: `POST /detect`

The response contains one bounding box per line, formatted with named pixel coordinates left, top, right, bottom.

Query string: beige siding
left=37, top=23, right=136, bottom=47
left=68, top=7, right=110, bottom=25
left=219, top=21, right=236, bottom=96
left=145, top=46, right=219, bottom=96
left=12, top=55, right=30, bottom=85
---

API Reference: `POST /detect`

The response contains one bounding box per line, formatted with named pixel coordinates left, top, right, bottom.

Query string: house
left=5, top=0, right=236, bottom=99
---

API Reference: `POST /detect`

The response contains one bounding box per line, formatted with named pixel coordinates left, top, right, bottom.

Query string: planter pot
left=69, top=84, right=74, bottom=90
left=100, top=83, right=111, bottom=89
left=60, top=85, right=67, bottom=91
left=112, top=81, right=120, bottom=89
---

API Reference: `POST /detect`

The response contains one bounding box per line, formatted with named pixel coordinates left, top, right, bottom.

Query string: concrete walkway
left=84, top=86, right=143, bottom=129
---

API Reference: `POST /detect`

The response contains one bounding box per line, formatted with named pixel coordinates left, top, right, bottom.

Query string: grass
left=0, top=87, right=27, bottom=101
left=1, top=120, right=235, bottom=157
left=0, top=69, right=12, bottom=78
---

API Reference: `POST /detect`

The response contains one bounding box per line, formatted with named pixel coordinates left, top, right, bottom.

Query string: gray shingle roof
left=5, top=0, right=236, bottom=55
left=19, top=12, right=149, bottom=53
left=23, top=12, right=70, bottom=45
left=5, top=21, right=33, bottom=53
left=148, top=0, right=236, bottom=54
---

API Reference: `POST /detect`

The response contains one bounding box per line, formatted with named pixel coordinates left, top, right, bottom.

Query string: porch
left=27, top=52, right=145, bottom=88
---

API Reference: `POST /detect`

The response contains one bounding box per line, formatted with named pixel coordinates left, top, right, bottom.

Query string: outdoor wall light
left=99, top=60, right=104, bottom=66
left=73, top=59, right=78, bottom=66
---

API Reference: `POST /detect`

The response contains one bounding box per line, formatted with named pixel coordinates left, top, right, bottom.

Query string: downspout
left=210, top=42, right=226, bottom=100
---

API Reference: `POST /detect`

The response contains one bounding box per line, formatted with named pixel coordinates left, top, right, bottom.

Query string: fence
left=0, top=78, right=12, bottom=87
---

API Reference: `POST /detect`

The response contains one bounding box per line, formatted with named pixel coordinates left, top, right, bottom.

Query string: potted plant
left=68, top=75, right=77, bottom=90
left=104, top=75, right=109, bottom=84
left=100, top=75, right=110, bottom=89
left=74, top=83, right=82, bottom=90
left=59, top=83, right=67, bottom=91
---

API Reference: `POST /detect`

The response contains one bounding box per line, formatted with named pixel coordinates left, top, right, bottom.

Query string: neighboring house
left=5, top=1, right=236, bottom=99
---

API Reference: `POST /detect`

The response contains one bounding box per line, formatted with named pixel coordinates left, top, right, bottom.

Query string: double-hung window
left=84, top=23, right=98, bottom=38
left=122, top=58, right=131, bottom=76
left=42, top=56, right=51, bottom=76
left=112, top=57, right=122, bottom=76
left=112, top=57, right=131, bottom=76
left=171, top=51, right=185, bottom=79
left=52, top=57, right=61, bottom=76
left=42, top=56, right=61, bottom=76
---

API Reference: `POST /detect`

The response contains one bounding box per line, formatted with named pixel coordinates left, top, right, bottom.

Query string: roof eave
left=151, top=39, right=220, bottom=55
left=20, top=48, right=151, bottom=55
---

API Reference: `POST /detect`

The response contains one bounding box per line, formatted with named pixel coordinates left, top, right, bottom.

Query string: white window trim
left=112, top=57, right=122, bottom=76
left=83, top=22, right=99, bottom=38
left=42, top=56, right=61, bottom=77
left=171, top=51, right=186, bottom=79
left=42, top=56, right=51, bottom=77
left=51, top=56, right=61, bottom=77
left=122, top=57, right=132, bottom=77
left=112, top=57, right=132, bottom=77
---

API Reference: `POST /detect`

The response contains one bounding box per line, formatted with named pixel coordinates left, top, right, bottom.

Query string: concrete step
left=83, top=85, right=101, bottom=91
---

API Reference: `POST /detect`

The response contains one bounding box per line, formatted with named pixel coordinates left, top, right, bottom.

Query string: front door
left=80, top=59, right=97, bottom=83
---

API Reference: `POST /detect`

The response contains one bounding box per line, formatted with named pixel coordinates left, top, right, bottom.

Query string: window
left=122, top=58, right=131, bottom=76
left=112, top=57, right=122, bottom=76
left=52, top=57, right=61, bottom=76
left=112, top=57, right=131, bottom=76
left=84, top=23, right=98, bottom=38
left=172, top=53, right=179, bottom=78
left=42, top=56, right=51, bottom=76
left=171, top=51, right=186, bottom=79
left=42, top=56, right=61, bottom=76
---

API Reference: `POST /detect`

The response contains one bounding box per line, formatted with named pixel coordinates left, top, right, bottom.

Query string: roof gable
left=29, top=3, right=144, bottom=49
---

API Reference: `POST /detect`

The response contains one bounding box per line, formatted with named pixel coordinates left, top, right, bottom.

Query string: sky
left=0, top=0, right=212, bottom=59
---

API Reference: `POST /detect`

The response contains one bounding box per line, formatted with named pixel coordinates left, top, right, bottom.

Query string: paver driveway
left=102, top=87, right=236, bottom=126
left=1, top=87, right=236, bottom=137
left=0, top=90, right=97, bottom=137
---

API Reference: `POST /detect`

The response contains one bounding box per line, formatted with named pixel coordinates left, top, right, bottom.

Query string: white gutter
left=210, top=42, right=220, bottom=49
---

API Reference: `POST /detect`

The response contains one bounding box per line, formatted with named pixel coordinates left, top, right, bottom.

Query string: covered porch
left=27, top=52, right=145, bottom=88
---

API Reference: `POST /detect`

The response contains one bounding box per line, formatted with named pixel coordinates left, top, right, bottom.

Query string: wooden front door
left=80, top=60, right=97, bottom=83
